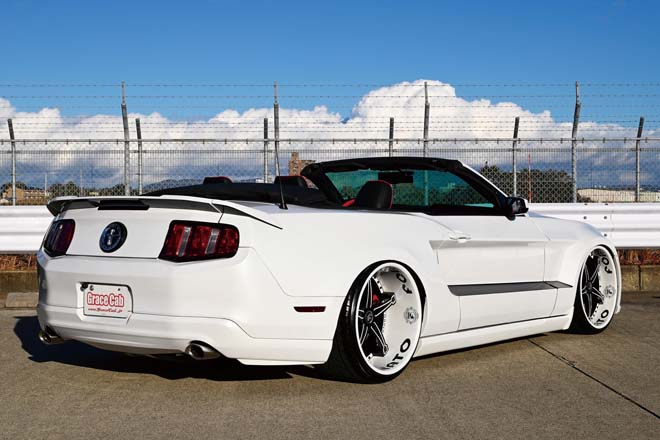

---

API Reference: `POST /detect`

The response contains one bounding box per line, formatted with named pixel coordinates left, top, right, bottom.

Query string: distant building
left=578, top=188, right=660, bottom=203
left=0, top=187, right=48, bottom=205
left=288, top=152, right=315, bottom=175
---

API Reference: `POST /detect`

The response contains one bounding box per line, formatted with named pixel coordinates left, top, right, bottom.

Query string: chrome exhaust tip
left=185, top=342, right=221, bottom=360
left=38, top=327, right=63, bottom=345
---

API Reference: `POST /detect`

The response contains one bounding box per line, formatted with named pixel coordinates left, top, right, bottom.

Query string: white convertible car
left=37, top=157, right=621, bottom=382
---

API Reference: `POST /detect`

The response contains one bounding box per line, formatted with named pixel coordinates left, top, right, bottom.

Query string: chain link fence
left=1, top=138, right=659, bottom=205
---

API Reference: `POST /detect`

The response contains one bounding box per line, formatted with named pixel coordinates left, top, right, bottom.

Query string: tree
left=49, top=182, right=81, bottom=199
left=479, top=165, right=578, bottom=203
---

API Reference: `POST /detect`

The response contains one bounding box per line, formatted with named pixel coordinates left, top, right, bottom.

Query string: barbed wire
left=4, top=119, right=657, bottom=125
left=1, top=82, right=658, bottom=139
left=4, top=94, right=660, bottom=99
left=2, top=82, right=660, bottom=87
left=6, top=114, right=656, bottom=121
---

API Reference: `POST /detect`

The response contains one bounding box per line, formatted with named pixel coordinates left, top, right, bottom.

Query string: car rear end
left=37, top=196, right=340, bottom=366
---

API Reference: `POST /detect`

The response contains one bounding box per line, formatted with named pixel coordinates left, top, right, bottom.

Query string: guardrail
left=0, top=203, right=658, bottom=253
left=531, top=203, right=660, bottom=249
left=0, top=206, right=51, bottom=253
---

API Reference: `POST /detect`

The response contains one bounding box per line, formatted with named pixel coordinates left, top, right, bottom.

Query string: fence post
left=423, top=82, right=430, bottom=157
left=635, top=116, right=645, bottom=202
left=273, top=82, right=281, bottom=177
left=135, top=118, right=143, bottom=194
left=423, top=82, right=430, bottom=205
left=388, top=117, right=394, bottom=157
left=7, top=119, right=16, bottom=205
left=263, top=117, right=269, bottom=182
left=570, top=81, right=581, bottom=203
left=121, top=81, right=131, bottom=196
left=512, top=116, right=519, bottom=196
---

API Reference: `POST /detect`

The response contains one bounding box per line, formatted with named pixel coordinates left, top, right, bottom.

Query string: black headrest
left=203, top=176, right=232, bottom=184
left=354, top=180, right=393, bottom=209
left=273, top=175, right=309, bottom=188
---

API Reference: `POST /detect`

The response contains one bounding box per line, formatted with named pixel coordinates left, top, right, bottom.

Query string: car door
left=431, top=214, right=553, bottom=330
left=402, top=166, right=555, bottom=331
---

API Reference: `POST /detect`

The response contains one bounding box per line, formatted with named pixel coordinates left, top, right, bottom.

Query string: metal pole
left=571, top=81, right=581, bottom=203
left=388, top=117, right=394, bottom=157
left=273, top=82, right=281, bottom=178
left=135, top=118, right=143, bottom=194
left=121, top=81, right=131, bottom=196
left=635, top=116, right=645, bottom=202
left=423, top=82, right=430, bottom=157
left=423, top=82, right=430, bottom=205
left=7, top=119, right=16, bottom=205
left=263, top=117, right=269, bottom=182
left=512, top=116, right=520, bottom=196
left=273, top=81, right=287, bottom=209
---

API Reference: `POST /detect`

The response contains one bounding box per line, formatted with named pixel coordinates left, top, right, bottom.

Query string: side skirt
left=413, top=311, right=573, bottom=358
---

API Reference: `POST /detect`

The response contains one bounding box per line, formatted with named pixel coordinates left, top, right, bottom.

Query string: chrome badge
left=99, top=222, right=127, bottom=253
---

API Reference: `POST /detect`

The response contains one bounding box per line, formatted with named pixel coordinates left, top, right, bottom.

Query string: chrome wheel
left=578, top=246, right=618, bottom=330
left=355, top=263, right=422, bottom=375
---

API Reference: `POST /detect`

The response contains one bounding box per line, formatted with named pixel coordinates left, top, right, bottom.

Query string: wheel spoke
left=366, top=278, right=373, bottom=309
left=359, top=322, right=369, bottom=345
left=370, top=323, right=387, bottom=350
left=589, top=260, right=600, bottom=283
left=373, top=293, right=396, bottom=317
left=591, top=287, right=605, bottom=302
left=357, top=310, right=364, bottom=320
left=585, top=290, right=593, bottom=317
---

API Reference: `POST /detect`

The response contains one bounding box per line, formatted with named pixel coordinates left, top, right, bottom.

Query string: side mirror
left=505, top=197, right=529, bottom=218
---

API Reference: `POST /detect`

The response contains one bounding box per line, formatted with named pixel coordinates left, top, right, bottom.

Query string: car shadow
left=14, top=315, right=548, bottom=384
left=13, top=315, right=331, bottom=382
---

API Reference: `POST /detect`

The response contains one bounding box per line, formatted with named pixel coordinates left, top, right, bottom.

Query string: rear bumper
left=37, top=248, right=343, bottom=365
left=37, top=303, right=332, bottom=365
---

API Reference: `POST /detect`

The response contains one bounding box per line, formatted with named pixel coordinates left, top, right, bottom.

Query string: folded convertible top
left=146, top=182, right=333, bottom=207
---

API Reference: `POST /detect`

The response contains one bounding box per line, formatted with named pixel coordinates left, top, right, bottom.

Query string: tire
left=323, top=262, right=423, bottom=383
left=568, top=246, right=619, bottom=334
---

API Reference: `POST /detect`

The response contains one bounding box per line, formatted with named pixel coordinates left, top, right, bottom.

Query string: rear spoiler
left=47, top=195, right=282, bottom=229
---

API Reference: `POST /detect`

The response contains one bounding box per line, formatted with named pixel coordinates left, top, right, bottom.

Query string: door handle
left=449, top=233, right=472, bottom=244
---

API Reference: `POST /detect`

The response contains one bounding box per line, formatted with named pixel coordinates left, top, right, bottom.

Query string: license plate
left=82, top=283, right=132, bottom=318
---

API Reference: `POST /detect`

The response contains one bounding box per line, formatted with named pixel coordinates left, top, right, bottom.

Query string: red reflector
left=159, top=221, right=239, bottom=262
left=43, top=219, right=75, bottom=257
left=293, top=306, right=326, bottom=313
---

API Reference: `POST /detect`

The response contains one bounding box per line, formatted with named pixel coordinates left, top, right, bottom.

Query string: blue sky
left=1, top=0, right=659, bottom=121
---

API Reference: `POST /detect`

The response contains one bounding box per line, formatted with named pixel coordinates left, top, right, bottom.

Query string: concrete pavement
left=0, top=293, right=658, bottom=439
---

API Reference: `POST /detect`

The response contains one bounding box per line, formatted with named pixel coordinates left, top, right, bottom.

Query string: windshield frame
left=301, top=157, right=508, bottom=216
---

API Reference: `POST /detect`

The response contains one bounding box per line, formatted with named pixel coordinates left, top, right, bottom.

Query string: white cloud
left=0, top=80, right=656, bottom=188
left=1, top=79, right=653, bottom=140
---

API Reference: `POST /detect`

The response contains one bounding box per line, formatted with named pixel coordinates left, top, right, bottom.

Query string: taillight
left=159, top=221, right=239, bottom=262
left=43, top=219, right=76, bottom=257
